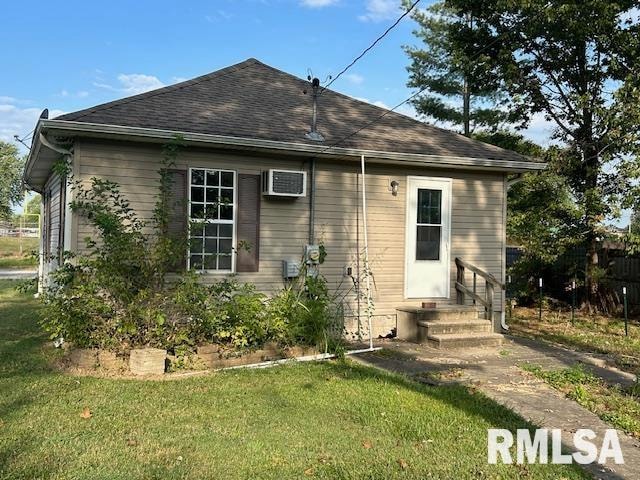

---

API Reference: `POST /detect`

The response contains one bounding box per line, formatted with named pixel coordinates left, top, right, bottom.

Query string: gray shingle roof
left=57, top=58, right=529, bottom=162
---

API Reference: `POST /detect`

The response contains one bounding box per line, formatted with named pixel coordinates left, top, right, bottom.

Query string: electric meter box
left=282, top=260, right=301, bottom=279
left=304, top=244, right=321, bottom=265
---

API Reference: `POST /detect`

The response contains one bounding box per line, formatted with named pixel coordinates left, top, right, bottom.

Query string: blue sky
left=1, top=0, right=626, bottom=225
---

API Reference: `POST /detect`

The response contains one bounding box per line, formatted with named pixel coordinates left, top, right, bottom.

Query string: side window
left=188, top=168, right=235, bottom=272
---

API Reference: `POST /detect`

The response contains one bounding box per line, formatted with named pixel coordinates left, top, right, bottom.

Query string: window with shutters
left=188, top=168, right=236, bottom=272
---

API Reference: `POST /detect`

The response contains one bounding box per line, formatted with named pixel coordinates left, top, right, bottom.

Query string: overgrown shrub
left=40, top=137, right=344, bottom=356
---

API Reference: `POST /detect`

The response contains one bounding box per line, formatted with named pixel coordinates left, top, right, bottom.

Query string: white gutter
left=39, top=132, right=73, bottom=156
left=361, top=155, right=374, bottom=350
left=501, top=173, right=527, bottom=331
left=32, top=119, right=546, bottom=172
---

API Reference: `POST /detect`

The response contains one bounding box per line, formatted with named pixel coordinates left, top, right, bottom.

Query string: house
left=23, top=58, right=544, bottom=347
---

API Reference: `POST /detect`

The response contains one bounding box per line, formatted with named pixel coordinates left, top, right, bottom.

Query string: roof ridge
left=58, top=58, right=260, bottom=122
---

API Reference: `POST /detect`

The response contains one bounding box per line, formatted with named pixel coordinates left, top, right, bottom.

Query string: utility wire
left=317, top=32, right=505, bottom=156
left=320, top=0, right=421, bottom=94
left=315, top=1, right=557, bottom=155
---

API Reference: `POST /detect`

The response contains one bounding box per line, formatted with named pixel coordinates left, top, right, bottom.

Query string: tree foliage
left=631, top=208, right=640, bottom=235
left=444, top=0, right=640, bottom=309
left=0, top=141, right=25, bottom=220
left=404, top=1, right=517, bottom=135
left=24, top=194, right=41, bottom=216
left=475, top=131, right=582, bottom=263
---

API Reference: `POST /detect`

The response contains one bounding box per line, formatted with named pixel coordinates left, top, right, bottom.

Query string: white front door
left=405, top=177, right=452, bottom=298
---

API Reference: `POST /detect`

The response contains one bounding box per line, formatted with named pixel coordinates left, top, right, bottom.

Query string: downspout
left=360, top=155, right=374, bottom=350
left=308, top=158, right=316, bottom=244
left=37, top=133, right=73, bottom=293
left=500, top=173, right=525, bottom=331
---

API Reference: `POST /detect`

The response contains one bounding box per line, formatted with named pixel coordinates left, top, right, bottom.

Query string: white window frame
left=187, top=167, right=237, bottom=274
left=415, top=188, right=443, bottom=261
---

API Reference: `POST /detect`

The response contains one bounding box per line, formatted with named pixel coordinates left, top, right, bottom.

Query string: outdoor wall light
left=390, top=180, right=400, bottom=196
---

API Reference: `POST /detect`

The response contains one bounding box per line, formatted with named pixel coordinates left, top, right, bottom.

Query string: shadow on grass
left=353, top=345, right=634, bottom=480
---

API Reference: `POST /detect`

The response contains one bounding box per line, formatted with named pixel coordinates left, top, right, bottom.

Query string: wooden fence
left=506, top=246, right=640, bottom=308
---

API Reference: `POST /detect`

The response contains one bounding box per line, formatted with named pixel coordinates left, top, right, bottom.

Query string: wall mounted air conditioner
left=262, top=169, right=307, bottom=197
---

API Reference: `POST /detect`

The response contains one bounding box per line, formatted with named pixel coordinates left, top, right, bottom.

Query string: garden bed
left=58, top=342, right=321, bottom=379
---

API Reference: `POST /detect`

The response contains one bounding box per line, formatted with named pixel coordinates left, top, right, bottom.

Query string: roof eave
left=36, top=119, right=546, bottom=174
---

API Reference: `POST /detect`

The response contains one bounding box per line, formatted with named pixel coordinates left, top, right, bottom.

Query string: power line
left=318, top=32, right=505, bottom=156
left=320, top=0, right=421, bottom=94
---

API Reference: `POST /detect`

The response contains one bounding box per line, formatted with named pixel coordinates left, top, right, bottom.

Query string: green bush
left=40, top=140, right=344, bottom=356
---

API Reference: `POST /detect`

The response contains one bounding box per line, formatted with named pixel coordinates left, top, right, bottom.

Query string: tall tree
left=475, top=131, right=582, bottom=263
left=0, top=141, right=25, bottom=221
left=631, top=209, right=640, bottom=235
left=403, top=1, right=515, bottom=135
left=445, top=0, right=640, bottom=310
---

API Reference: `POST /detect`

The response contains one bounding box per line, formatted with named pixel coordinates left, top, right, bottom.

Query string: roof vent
left=304, top=77, right=325, bottom=142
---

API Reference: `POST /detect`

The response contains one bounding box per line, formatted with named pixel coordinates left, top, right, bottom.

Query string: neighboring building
left=23, top=58, right=544, bottom=345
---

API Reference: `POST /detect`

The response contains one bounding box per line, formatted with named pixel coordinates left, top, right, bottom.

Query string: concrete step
left=397, top=305, right=482, bottom=323
left=426, top=332, right=503, bottom=349
left=418, top=320, right=492, bottom=335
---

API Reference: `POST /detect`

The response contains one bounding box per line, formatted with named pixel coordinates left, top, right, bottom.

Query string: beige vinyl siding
left=74, top=139, right=505, bottom=336
left=312, top=161, right=504, bottom=335
left=46, top=175, right=62, bottom=256
left=41, top=172, right=63, bottom=278
left=75, top=140, right=310, bottom=291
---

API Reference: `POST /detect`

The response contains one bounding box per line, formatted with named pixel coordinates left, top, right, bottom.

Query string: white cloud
left=205, top=10, right=234, bottom=22
left=0, top=103, right=65, bottom=152
left=116, top=74, right=165, bottom=95
left=372, top=100, right=390, bottom=109
left=0, top=96, right=18, bottom=103
left=300, top=0, right=339, bottom=7
left=521, top=112, right=557, bottom=147
left=352, top=96, right=420, bottom=119
left=359, top=0, right=400, bottom=22
left=345, top=73, right=364, bottom=85
left=93, top=72, right=195, bottom=96
left=58, top=90, right=88, bottom=98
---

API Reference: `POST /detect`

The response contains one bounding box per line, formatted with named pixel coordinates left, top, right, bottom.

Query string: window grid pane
left=189, top=168, right=235, bottom=272
left=417, top=189, right=442, bottom=225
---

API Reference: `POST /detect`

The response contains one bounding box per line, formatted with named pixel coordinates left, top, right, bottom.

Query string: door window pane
left=417, top=189, right=441, bottom=225
left=416, top=226, right=441, bottom=260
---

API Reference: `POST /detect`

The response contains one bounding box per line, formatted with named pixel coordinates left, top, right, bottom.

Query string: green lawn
left=0, top=237, right=38, bottom=269
left=510, top=307, right=640, bottom=376
left=0, top=280, right=587, bottom=479
left=522, top=364, right=640, bottom=439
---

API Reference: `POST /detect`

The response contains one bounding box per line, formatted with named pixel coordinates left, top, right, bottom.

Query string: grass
left=522, top=364, right=640, bottom=439
left=0, top=237, right=38, bottom=269
left=510, top=307, right=640, bottom=375
left=0, top=280, right=588, bottom=480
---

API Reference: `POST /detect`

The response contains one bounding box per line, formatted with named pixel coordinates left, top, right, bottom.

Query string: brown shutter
left=236, top=174, right=261, bottom=272
left=167, top=169, right=188, bottom=271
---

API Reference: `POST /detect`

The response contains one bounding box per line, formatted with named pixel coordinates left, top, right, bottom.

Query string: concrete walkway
left=355, top=335, right=640, bottom=480
left=0, top=269, right=37, bottom=280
